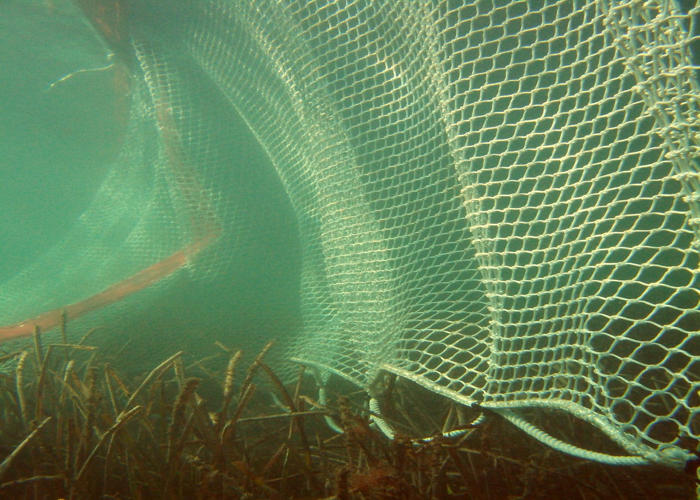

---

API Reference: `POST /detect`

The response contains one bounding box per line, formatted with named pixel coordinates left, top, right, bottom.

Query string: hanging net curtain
left=0, top=0, right=698, bottom=468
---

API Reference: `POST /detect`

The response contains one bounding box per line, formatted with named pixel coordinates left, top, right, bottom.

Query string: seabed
left=0, top=324, right=695, bottom=499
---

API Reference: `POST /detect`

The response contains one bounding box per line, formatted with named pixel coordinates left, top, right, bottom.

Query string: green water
left=0, top=0, right=303, bottom=370
left=0, top=1, right=116, bottom=282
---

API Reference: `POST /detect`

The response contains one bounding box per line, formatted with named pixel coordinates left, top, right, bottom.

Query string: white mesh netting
left=1, top=0, right=698, bottom=467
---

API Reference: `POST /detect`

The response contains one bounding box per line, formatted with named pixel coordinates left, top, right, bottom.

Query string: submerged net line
left=1, top=0, right=698, bottom=468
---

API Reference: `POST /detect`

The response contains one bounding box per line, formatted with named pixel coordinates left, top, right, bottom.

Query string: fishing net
left=1, top=0, right=698, bottom=468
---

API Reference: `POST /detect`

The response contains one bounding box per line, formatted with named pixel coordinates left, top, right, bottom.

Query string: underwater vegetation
left=0, top=323, right=695, bottom=499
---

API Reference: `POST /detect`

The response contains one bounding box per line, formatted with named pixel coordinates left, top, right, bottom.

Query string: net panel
left=0, top=0, right=698, bottom=467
